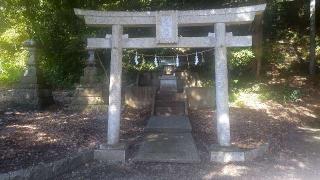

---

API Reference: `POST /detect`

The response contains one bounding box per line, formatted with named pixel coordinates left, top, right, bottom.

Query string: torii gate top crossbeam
left=74, top=4, right=266, bottom=27
left=75, top=4, right=266, bottom=49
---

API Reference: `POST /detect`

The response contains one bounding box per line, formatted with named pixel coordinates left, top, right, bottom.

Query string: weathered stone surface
left=87, top=35, right=252, bottom=49
left=80, top=66, right=99, bottom=84
left=0, top=150, right=93, bottom=180
left=67, top=104, right=108, bottom=113
left=72, top=96, right=106, bottom=105
left=186, top=87, right=215, bottom=109
left=210, top=144, right=269, bottom=163
left=125, top=86, right=156, bottom=109
left=156, top=11, right=178, bottom=44
left=94, top=143, right=126, bottom=162
left=74, top=87, right=106, bottom=96
left=0, top=173, right=9, bottom=180
left=215, top=23, right=230, bottom=146
left=52, top=90, right=74, bottom=107
left=155, top=106, right=185, bottom=116
left=159, top=75, right=177, bottom=92
left=134, top=133, right=200, bottom=163
left=210, top=145, right=245, bottom=163
left=244, top=143, right=269, bottom=161
left=145, top=116, right=192, bottom=133
left=75, top=4, right=266, bottom=26
left=67, top=51, right=108, bottom=113
left=107, top=24, right=123, bottom=145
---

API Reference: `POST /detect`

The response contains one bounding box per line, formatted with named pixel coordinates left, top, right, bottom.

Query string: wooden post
left=214, top=23, right=231, bottom=146
left=107, top=24, right=123, bottom=145
left=309, top=0, right=316, bottom=75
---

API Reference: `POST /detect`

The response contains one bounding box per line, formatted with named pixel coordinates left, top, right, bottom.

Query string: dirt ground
left=58, top=120, right=320, bottom=179
left=0, top=107, right=151, bottom=173
left=58, top=85, right=320, bottom=180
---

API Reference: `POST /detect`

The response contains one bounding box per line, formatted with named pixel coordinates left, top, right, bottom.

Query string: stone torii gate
left=75, top=4, right=266, bottom=161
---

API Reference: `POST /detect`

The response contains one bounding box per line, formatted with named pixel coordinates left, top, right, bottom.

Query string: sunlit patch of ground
left=190, top=76, right=320, bottom=151
left=0, top=107, right=150, bottom=173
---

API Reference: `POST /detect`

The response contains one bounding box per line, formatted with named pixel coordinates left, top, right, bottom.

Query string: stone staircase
left=154, top=91, right=186, bottom=116
left=134, top=88, right=200, bottom=163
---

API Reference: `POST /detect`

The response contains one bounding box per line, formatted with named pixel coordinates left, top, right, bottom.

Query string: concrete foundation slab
left=145, top=116, right=192, bottom=133
left=94, top=143, right=126, bottom=162
left=210, top=145, right=245, bottom=163
left=210, top=143, right=269, bottom=163
left=134, top=133, right=200, bottom=163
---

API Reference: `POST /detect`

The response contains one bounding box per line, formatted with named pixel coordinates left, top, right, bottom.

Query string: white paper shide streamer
left=154, top=55, right=158, bottom=67
left=194, top=51, right=199, bottom=65
left=134, top=51, right=139, bottom=65
left=176, top=55, right=180, bottom=67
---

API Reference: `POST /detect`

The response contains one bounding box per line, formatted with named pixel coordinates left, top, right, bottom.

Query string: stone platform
left=210, top=144, right=269, bottom=163
left=145, top=116, right=191, bottom=133
left=134, top=133, right=200, bottom=163
left=94, top=143, right=126, bottom=162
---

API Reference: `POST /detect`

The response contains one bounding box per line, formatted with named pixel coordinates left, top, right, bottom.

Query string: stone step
left=155, top=101, right=185, bottom=108
left=145, top=116, right=192, bottom=133
left=133, top=133, right=200, bottom=163
left=155, top=94, right=185, bottom=102
left=155, top=106, right=185, bottom=116
left=156, top=92, right=184, bottom=96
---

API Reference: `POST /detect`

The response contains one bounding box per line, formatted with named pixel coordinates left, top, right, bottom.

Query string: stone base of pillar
left=209, top=143, right=269, bottom=163
left=12, top=71, right=54, bottom=109
left=67, top=66, right=108, bottom=112
left=12, top=87, right=54, bottom=109
left=94, top=143, right=126, bottom=162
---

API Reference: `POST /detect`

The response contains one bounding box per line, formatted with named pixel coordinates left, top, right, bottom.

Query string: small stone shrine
left=159, top=62, right=178, bottom=92
left=67, top=50, right=108, bottom=112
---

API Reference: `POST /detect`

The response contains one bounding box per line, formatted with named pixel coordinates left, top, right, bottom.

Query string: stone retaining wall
left=0, top=88, right=53, bottom=110
left=0, top=150, right=93, bottom=180
left=0, top=89, right=15, bottom=111
left=186, top=87, right=215, bottom=109
left=125, top=86, right=156, bottom=109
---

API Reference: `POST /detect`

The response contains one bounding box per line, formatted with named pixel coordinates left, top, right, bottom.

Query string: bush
left=228, top=47, right=255, bottom=75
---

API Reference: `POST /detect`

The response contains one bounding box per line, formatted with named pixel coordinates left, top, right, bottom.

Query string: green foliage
left=228, top=47, right=255, bottom=75
left=262, top=0, right=317, bottom=75
left=0, top=0, right=318, bottom=88
left=126, top=61, right=158, bottom=73
left=0, top=0, right=29, bottom=86
left=199, top=79, right=215, bottom=88
left=230, top=77, right=303, bottom=104
left=123, top=51, right=158, bottom=73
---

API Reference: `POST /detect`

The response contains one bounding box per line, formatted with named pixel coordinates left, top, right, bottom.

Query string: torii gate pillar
left=214, top=23, right=230, bottom=146
left=107, top=24, right=123, bottom=145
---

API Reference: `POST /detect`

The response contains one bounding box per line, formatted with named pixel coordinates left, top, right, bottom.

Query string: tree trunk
left=309, top=0, right=316, bottom=75
left=252, top=14, right=263, bottom=78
